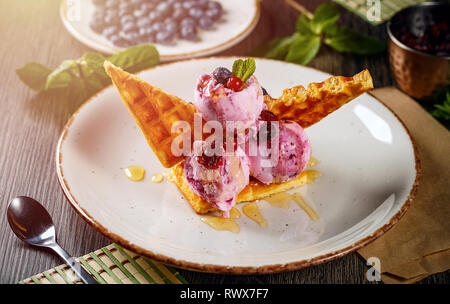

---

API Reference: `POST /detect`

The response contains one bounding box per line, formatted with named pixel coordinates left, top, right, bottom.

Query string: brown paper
left=357, top=87, right=450, bottom=284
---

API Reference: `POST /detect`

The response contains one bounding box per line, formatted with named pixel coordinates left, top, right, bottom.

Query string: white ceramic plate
left=60, top=0, right=260, bottom=61
left=56, top=57, right=419, bottom=273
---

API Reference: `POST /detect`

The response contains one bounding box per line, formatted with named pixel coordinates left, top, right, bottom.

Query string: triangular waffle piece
left=104, top=61, right=197, bottom=168
left=265, top=69, right=374, bottom=128
left=169, top=161, right=321, bottom=214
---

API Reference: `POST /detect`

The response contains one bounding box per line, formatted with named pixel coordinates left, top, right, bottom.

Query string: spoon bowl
left=7, top=196, right=56, bottom=247
left=7, top=196, right=98, bottom=284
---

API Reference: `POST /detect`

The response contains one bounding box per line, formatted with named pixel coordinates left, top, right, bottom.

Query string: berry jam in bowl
left=387, top=2, right=450, bottom=100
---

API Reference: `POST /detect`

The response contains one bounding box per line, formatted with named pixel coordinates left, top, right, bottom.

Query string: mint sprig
left=253, top=3, right=386, bottom=65
left=232, top=58, right=256, bottom=83
left=16, top=45, right=160, bottom=105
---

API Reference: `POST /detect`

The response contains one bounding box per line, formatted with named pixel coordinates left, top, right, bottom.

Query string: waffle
left=169, top=161, right=321, bottom=214
left=104, top=61, right=198, bottom=168
left=264, top=69, right=374, bottom=128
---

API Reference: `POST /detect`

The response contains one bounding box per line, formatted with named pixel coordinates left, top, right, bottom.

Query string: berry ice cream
left=247, top=111, right=311, bottom=184
left=193, top=68, right=265, bottom=129
left=184, top=140, right=250, bottom=217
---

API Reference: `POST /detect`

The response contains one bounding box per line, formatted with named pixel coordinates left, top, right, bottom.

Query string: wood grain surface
left=0, top=0, right=448, bottom=284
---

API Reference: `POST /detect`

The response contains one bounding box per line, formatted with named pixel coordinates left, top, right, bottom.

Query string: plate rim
left=59, top=0, right=261, bottom=61
left=55, top=56, right=421, bottom=274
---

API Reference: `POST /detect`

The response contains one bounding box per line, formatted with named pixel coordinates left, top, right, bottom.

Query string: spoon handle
left=49, top=243, right=98, bottom=284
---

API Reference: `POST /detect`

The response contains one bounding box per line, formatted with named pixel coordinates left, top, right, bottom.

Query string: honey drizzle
left=200, top=217, right=240, bottom=233
left=242, top=203, right=268, bottom=228
left=123, top=166, right=145, bottom=181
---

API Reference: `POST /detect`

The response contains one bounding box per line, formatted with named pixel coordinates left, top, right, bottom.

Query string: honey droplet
left=229, top=207, right=241, bottom=219
left=265, top=192, right=291, bottom=209
left=307, top=156, right=318, bottom=167
left=123, top=166, right=145, bottom=181
left=292, top=193, right=320, bottom=221
left=152, top=173, right=164, bottom=183
left=242, top=203, right=268, bottom=228
left=201, top=217, right=240, bottom=233
left=304, top=170, right=321, bottom=184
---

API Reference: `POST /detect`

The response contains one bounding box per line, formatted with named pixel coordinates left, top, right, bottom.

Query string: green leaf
left=253, top=33, right=301, bottom=60
left=241, top=58, right=256, bottom=83
left=285, top=35, right=321, bottom=65
left=324, top=25, right=386, bottom=54
left=45, top=60, right=79, bottom=90
left=15, top=62, right=52, bottom=92
left=310, top=3, right=340, bottom=34
left=108, top=44, right=160, bottom=74
left=232, top=59, right=244, bottom=78
left=232, top=58, right=256, bottom=83
left=295, top=14, right=314, bottom=35
left=431, top=87, right=450, bottom=120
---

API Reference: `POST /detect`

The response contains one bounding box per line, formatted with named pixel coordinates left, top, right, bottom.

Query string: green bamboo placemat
left=19, top=243, right=188, bottom=284
left=332, top=0, right=426, bottom=25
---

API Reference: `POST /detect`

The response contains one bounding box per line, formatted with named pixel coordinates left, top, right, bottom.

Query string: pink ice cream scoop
left=184, top=141, right=250, bottom=217
left=247, top=112, right=311, bottom=184
left=193, top=73, right=265, bottom=129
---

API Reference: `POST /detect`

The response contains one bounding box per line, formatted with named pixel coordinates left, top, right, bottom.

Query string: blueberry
left=189, top=7, right=203, bottom=19
left=182, top=1, right=197, bottom=10
left=213, top=67, right=232, bottom=85
left=148, top=11, right=162, bottom=22
left=165, top=21, right=178, bottom=35
left=102, top=25, right=119, bottom=38
left=181, top=17, right=196, bottom=26
left=180, top=23, right=197, bottom=40
left=198, top=16, right=213, bottom=29
left=110, top=35, right=130, bottom=47
left=156, top=30, right=176, bottom=44
left=104, top=13, right=120, bottom=26
left=208, top=1, right=222, bottom=11
left=156, top=2, right=171, bottom=17
left=196, top=0, right=209, bottom=9
left=120, top=14, right=135, bottom=25
left=262, top=87, right=269, bottom=96
left=136, top=17, right=151, bottom=28
left=205, top=8, right=221, bottom=21
left=122, top=30, right=140, bottom=43
left=122, top=21, right=138, bottom=33
left=152, top=22, right=165, bottom=32
left=172, top=8, right=187, bottom=21
left=173, top=2, right=183, bottom=10
left=139, top=27, right=155, bottom=43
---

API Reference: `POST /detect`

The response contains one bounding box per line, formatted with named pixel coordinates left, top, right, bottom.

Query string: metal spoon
left=7, top=196, right=98, bottom=284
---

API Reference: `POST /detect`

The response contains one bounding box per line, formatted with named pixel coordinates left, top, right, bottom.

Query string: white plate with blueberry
left=60, top=0, right=260, bottom=61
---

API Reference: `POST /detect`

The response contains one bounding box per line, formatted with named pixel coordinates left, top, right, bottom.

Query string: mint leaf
left=232, top=59, right=244, bottom=78
left=310, top=3, right=340, bottom=34
left=232, top=58, right=256, bottom=83
left=16, top=62, right=52, bottom=92
left=285, top=35, right=321, bottom=65
left=108, top=44, right=159, bottom=74
left=17, top=45, right=160, bottom=107
left=295, top=15, right=314, bottom=35
left=431, top=87, right=450, bottom=120
left=241, top=58, right=256, bottom=83
left=324, top=25, right=386, bottom=54
left=253, top=33, right=300, bottom=60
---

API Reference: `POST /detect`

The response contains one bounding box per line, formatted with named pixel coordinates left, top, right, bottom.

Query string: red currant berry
left=226, top=76, right=243, bottom=92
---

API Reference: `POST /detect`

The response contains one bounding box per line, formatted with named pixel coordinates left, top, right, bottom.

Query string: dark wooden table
left=0, top=0, right=448, bottom=284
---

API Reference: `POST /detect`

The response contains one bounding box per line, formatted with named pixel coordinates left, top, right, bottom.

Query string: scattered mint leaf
left=310, top=3, right=340, bottom=34
left=232, top=58, right=256, bottom=83
left=295, top=15, right=314, bottom=35
left=285, top=35, right=321, bottom=65
left=253, top=3, right=385, bottom=66
left=16, top=44, right=160, bottom=106
left=252, top=33, right=300, bottom=60
left=431, top=87, right=450, bottom=120
left=16, top=62, right=52, bottom=92
left=324, top=25, right=386, bottom=54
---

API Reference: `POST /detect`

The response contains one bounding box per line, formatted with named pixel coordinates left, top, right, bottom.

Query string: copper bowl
left=387, top=2, right=450, bottom=100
